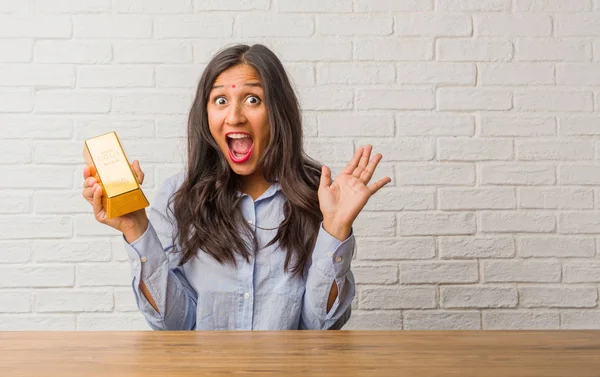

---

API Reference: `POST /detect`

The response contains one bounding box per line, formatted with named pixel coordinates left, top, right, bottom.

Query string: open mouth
left=226, top=132, right=254, bottom=164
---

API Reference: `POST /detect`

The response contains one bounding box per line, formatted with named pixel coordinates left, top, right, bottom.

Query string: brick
left=556, top=14, right=600, bottom=36
left=358, top=89, right=434, bottom=110
left=74, top=215, right=121, bottom=237
left=0, top=265, right=73, bottom=287
left=404, top=311, right=480, bottom=330
left=285, top=63, right=315, bottom=87
left=564, top=262, right=600, bottom=283
left=298, top=88, right=354, bottom=111
left=483, top=260, right=561, bottom=283
left=0, top=167, right=73, bottom=189
left=0, top=292, right=31, bottom=313
left=0, top=191, right=31, bottom=214
left=77, top=313, right=149, bottom=330
left=364, top=188, right=434, bottom=211
left=557, top=64, right=600, bottom=85
left=360, top=287, right=436, bottom=309
left=520, top=188, right=594, bottom=209
left=356, top=0, right=433, bottom=11
left=438, top=138, right=513, bottom=161
left=0, top=40, right=32, bottom=63
left=439, top=89, right=512, bottom=111
left=75, top=118, right=154, bottom=140
left=269, top=39, right=352, bottom=62
left=78, top=66, right=154, bottom=88
left=317, top=15, right=392, bottom=36
left=238, top=14, right=313, bottom=37
left=343, top=311, right=402, bottom=330
left=155, top=65, right=204, bottom=87
left=401, top=261, right=478, bottom=284
left=113, top=92, right=193, bottom=115
left=0, top=64, right=74, bottom=87
left=441, top=286, right=518, bottom=308
left=1, top=118, right=72, bottom=139
left=517, top=39, right=591, bottom=61
left=559, top=165, right=600, bottom=185
left=397, top=114, right=474, bottom=136
left=353, top=264, right=398, bottom=285
left=356, top=39, right=433, bottom=61
left=155, top=117, right=187, bottom=139
left=517, top=140, right=594, bottom=161
left=396, top=14, right=471, bottom=37
left=437, top=0, right=511, bottom=11
left=32, top=190, right=91, bottom=214
left=35, top=92, right=111, bottom=114
left=35, top=41, right=111, bottom=64
left=114, top=288, right=138, bottom=311
left=440, top=236, right=515, bottom=259
left=0, top=89, right=33, bottom=112
left=0, top=142, right=31, bottom=164
left=483, top=311, right=559, bottom=330
left=398, top=212, right=476, bottom=236
left=479, top=63, right=555, bottom=85
left=559, top=212, right=600, bottom=234
left=36, top=289, right=113, bottom=312
left=34, top=0, right=110, bottom=13
left=155, top=15, right=233, bottom=38
left=114, top=41, right=192, bottom=63
left=277, top=0, right=351, bottom=11
left=0, top=241, right=32, bottom=263
left=318, top=113, right=393, bottom=137
left=77, top=263, right=131, bottom=286
left=356, top=238, right=435, bottom=260
left=358, top=138, right=433, bottom=161
left=73, top=16, right=152, bottom=38
left=317, top=63, right=395, bottom=84
left=397, top=164, right=475, bottom=186
left=353, top=212, right=396, bottom=237
left=516, top=0, right=592, bottom=11
left=518, top=236, right=595, bottom=258
left=437, top=39, right=513, bottom=62
left=481, top=115, right=556, bottom=137
left=561, top=311, right=600, bottom=329
left=0, top=315, right=75, bottom=331
left=304, top=139, right=354, bottom=163
left=34, top=239, right=112, bottom=262
left=561, top=116, right=600, bottom=136
left=439, top=188, right=516, bottom=210
left=0, top=0, right=29, bottom=12
left=0, top=216, right=72, bottom=239
left=116, top=0, right=193, bottom=13
left=33, top=141, right=86, bottom=164
left=480, top=212, right=555, bottom=233
left=475, top=15, right=552, bottom=37
left=520, top=286, right=598, bottom=308
left=0, top=16, right=71, bottom=38
left=480, top=163, right=556, bottom=185
left=397, top=62, right=475, bottom=85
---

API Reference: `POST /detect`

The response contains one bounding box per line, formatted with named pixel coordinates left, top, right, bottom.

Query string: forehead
left=213, top=64, right=262, bottom=86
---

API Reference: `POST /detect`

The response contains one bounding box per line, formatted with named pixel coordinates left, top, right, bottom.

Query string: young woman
left=82, top=44, right=390, bottom=330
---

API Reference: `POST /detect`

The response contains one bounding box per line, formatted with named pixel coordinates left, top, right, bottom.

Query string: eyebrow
left=211, top=82, right=262, bottom=89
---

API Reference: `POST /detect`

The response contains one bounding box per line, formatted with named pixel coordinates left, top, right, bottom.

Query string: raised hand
left=318, top=145, right=391, bottom=241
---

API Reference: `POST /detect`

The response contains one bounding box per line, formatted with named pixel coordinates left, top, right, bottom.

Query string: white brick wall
left=0, top=0, right=599, bottom=331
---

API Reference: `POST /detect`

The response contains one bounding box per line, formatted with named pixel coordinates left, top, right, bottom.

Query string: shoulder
left=159, top=171, right=186, bottom=199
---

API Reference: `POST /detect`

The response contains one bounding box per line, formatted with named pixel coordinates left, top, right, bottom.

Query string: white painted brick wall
left=1, top=0, right=599, bottom=331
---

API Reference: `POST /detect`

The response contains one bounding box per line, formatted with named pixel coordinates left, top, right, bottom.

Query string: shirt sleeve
left=299, top=222, right=355, bottom=330
left=123, top=174, right=197, bottom=330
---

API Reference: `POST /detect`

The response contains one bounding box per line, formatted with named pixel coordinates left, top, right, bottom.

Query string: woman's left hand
left=318, top=145, right=391, bottom=241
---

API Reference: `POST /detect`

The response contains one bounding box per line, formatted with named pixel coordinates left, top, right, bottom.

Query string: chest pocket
left=195, top=291, right=237, bottom=330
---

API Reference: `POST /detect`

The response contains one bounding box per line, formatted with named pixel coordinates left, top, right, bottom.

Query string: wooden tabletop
left=1, top=331, right=599, bottom=376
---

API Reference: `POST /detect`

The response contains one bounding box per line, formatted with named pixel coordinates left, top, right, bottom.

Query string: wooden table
left=1, top=331, right=599, bottom=376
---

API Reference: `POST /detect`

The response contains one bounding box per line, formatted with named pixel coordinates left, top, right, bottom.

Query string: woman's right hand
left=82, top=160, right=149, bottom=243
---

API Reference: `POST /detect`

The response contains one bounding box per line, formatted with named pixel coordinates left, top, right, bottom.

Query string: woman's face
left=207, top=64, right=270, bottom=178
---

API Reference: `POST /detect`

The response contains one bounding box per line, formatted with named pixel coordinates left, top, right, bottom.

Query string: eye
left=245, top=96, right=261, bottom=105
left=214, top=97, right=227, bottom=105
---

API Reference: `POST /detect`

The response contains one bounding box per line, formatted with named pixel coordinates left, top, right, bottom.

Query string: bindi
left=232, top=85, right=236, bottom=88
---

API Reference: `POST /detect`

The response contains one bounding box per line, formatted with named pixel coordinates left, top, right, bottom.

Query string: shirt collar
left=236, top=182, right=282, bottom=202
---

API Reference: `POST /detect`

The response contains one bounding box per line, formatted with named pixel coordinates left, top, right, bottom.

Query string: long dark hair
left=170, top=44, right=323, bottom=276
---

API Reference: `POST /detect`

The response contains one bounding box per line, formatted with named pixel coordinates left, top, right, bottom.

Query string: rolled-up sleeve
left=300, top=222, right=355, bottom=330
left=124, top=174, right=197, bottom=330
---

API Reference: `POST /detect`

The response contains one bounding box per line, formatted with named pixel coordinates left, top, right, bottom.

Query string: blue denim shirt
left=124, top=173, right=355, bottom=330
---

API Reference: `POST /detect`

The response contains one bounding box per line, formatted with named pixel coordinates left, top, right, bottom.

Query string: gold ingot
left=83, top=131, right=149, bottom=219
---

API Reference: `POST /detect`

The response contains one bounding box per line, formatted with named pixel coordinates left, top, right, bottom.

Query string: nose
left=225, top=102, right=246, bottom=126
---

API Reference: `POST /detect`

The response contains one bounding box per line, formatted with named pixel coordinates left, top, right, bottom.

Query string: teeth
left=227, top=133, right=251, bottom=139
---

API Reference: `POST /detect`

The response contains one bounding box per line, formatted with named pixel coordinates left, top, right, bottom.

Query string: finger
left=359, top=153, right=383, bottom=184
left=367, top=176, right=392, bottom=195
left=352, top=145, right=372, bottom=177
left=83, top=165, right=91, bottom=179
left=84, top=177, right=97, bottom=189
left=91, top=184, right=104, bottom=219
left=319, top=165, right=331, bottom=190
left=89, top=165, right=97, bottom=178
left=340, top=147, right=364, bottom=175
left=131, top=160, right=145, bottom=185
left=82, top=187, right=95, bottom=202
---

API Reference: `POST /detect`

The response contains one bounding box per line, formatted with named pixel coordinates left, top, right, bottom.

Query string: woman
left=82, top=44, right=390, bottom=330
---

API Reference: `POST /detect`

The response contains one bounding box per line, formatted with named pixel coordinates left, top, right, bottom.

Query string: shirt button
left=327, top=252, right=333, bottom=258
left=243, top=293, right=250, bottom=300
left=335, top=256, right=343, bottom=263
left=247, top=220, right=253, bottom=225
left=140, top=256, right=148, bottom=263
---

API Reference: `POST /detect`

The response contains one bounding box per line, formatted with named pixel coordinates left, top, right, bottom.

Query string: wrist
left=121, top=211, right=149, bottom=244
left=322, top=218, right=351, bottom=241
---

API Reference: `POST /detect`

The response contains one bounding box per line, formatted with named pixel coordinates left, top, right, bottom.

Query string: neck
left=239, top=170, right=271, bottom=200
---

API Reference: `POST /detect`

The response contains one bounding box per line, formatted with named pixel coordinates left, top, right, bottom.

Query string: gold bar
left=83, top=131, right=149, bottom=219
